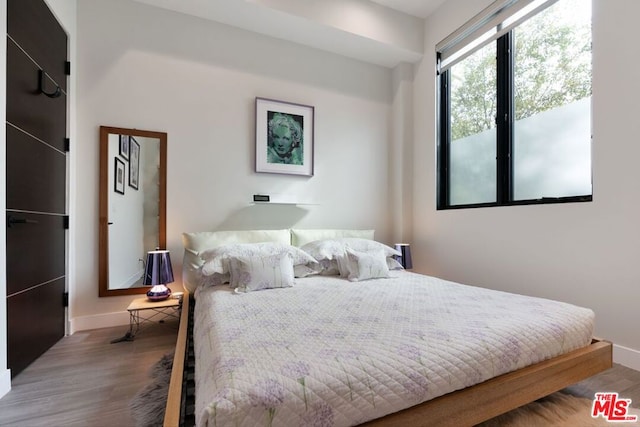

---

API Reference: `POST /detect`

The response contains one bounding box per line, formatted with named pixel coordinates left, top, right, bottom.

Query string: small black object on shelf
left=253, top=194, right=270, bottom=202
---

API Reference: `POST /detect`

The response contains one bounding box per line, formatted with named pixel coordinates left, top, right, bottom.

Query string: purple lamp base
left=146, top=285, right=172, bottom=302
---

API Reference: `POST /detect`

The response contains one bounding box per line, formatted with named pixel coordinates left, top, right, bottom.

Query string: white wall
left=0, top=0, right=77, bottom=400
left=390, top=62, right=414, bottom=243
left=73, top=0, right=395, bottom=328
left=414, top=0, right=640, bottom=369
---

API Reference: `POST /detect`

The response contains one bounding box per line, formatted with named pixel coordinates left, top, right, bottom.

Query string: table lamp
left=394, top=243, right=413, bottom=270
left=144, top=250, right=174, bottom=301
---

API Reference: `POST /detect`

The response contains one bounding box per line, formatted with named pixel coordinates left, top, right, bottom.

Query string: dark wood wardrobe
left=6, top=0, right=68, bottom=377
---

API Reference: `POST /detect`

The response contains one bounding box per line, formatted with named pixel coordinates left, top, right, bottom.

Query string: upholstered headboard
left=290, top=229, right=374, bottom=247
left=181, top=228, right=374, bottom=293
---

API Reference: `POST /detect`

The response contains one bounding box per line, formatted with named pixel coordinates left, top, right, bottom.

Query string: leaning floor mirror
left=99, top=126, right=167, bottom=297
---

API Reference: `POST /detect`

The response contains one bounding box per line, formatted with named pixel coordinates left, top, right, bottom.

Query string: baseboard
left=69, top=310, right=129, bottom=334
left=0, top=368, right=11, bottom=399
left=613, top=343, right=640, bottom=371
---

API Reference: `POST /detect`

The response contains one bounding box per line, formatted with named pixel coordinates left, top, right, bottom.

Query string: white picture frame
left=255, top=97, right=314, bottom=177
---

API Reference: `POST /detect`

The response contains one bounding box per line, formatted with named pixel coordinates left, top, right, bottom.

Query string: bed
left=164, top=229, right=612, bottom=427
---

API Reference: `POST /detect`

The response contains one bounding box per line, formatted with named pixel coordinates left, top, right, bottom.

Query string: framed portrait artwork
left=114, top=157, right=125, bottom=195
left=129, top=137, right=140, bottom=190
left=119, top=134, right=130, bottom=160
left=255, top=97, right=314, bottom=176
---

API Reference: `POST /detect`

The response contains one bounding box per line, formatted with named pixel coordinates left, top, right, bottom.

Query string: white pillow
left=293, top=264, right=320, bottom=278
left=182, top=229, right=290, bottom=293
left=301, top=238, right=400, bottom=259
left=343, top=248, right=390, bottom=282
left=337, top=256, right=404, bottom=277
left=300, top=238, right=401, bottom=276
left=229, top=252, right=295, bottom=292
left=387, top=257, right=405, bottom=271
left=299, top=239, right=348, bottom=261
left=200, top=242, right=317, bottom=276
left=307, top=258, right=400, bottom=276
left=195, top=270, right=229, bottom=288
left=317, top=259, right=341, bottom=276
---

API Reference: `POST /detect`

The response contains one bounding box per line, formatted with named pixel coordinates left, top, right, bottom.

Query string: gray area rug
left=129, top=352, right=173, bottom=427
left=131, top=353, right=639, bottom=426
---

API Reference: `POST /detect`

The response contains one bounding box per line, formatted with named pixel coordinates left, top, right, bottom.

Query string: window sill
left=437, top=195, right=592, bottom=210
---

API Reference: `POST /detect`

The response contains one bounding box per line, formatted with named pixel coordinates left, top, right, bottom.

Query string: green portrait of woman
left=266, top=112, right=304, bottom=165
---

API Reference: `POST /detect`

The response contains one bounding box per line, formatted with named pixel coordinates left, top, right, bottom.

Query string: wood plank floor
left=565, top=362, right=640, bottom=404
left=0, top=320, right=178, bottom=427
left=0, top=321, right=639, bottom=426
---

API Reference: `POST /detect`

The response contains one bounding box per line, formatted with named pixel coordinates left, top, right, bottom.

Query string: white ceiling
left=370, top=0, right=448, bottom=18
left=133, top=0, right=449, bottom=68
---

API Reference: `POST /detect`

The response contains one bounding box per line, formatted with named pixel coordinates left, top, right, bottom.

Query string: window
left=437, top=0, right=592, bottom=209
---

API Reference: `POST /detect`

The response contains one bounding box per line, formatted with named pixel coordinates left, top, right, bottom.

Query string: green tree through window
left=440, top=0, right=592, bottom=208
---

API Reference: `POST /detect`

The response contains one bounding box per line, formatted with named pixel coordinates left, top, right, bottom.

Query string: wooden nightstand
left=111, top=296, right=182, bottom=343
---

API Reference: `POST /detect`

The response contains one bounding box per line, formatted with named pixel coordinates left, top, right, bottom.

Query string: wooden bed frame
left=163, top=294, right=612, bottom=427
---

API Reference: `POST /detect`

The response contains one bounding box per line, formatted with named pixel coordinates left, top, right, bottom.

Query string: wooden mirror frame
left=99, top=126, right=167, bottom=297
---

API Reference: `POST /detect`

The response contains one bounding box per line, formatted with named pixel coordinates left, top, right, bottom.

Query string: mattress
left=193, top=271, right=594, bottom=427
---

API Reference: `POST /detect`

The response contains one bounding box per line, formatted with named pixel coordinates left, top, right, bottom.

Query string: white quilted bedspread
left=194, top=271, right=594, bottom=427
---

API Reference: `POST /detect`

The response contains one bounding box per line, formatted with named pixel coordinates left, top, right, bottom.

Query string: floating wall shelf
left=251, top=202, right=318, bottom=206
left=251, top=194, right=317, bottom=206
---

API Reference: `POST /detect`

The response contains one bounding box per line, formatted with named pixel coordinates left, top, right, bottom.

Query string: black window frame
left=437, top=29, right=593, bottom=210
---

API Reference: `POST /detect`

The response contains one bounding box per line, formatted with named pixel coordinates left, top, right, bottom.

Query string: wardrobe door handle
left=38, top=69, right=61, bottom=98
left=7, top=215, right=38, bottom=228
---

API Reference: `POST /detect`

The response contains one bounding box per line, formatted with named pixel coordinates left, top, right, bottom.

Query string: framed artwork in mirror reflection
left=119, top=135, right=130, bottom=160
left=114, top=157, right=125, bottom=195
left=129, top=137, right=140, bottom=190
